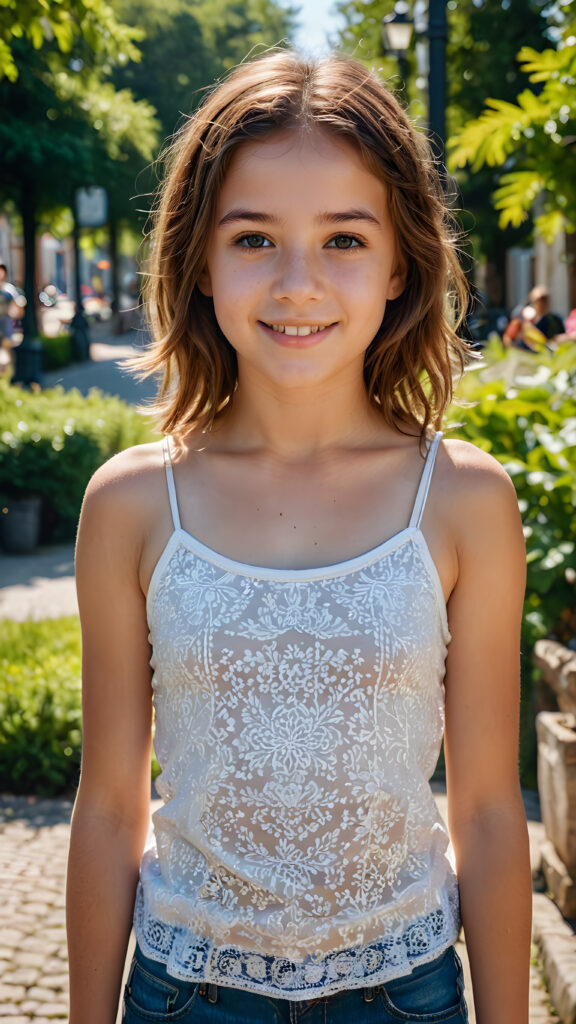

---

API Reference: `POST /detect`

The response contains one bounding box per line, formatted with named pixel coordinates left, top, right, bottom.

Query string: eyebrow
left=217, top=208, right=382, bottom=228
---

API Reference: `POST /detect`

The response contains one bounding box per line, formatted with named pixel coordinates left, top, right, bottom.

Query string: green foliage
left=0, top=617, right=82, bottom=795
left=447, top=342, right=576, bottom=649
left=335, top=0, right=555, bottom=270
left=0, top=40, right=160, bottom=209
left=0, top=0, right=143, bottom=82
left=0, top=378, right=157, bottom=538
left=39, top=333, right=73, bottom=371
left=447, top=342, right=576, bottom=784
left=449, top=24, right=576, bottom=241
left=112, top=0, right=296, bottom=147
left=0, top=616, right=160, bottom=796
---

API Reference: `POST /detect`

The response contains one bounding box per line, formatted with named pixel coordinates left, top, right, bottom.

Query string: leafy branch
left=448, top=33, right=576, bottom=241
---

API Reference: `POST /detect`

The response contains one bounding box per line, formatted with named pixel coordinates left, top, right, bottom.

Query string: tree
left=335, top=0, right=561, bottom=301
left=0, top=5, right=160, bottom=337
left=0, top=0, right=141, bottom=81
left=0, top=0, right=295, bottom=341
left=112, top=0, right=297, bottom=141
left=107, top=0, right=296, bottom=269
left=448, top=20, right=576, bottom=243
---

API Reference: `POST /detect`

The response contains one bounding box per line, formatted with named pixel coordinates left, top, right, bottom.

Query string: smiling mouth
left=262, top=322, right=334, bottom=336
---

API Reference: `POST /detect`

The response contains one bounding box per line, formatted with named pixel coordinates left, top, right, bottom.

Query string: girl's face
left=199, top=127, right=405, bottom=394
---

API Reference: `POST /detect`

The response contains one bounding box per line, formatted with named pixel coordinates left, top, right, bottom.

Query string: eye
left=326, top=234, right=364, bottom=250
left=236, top=234, right=272, bottom=249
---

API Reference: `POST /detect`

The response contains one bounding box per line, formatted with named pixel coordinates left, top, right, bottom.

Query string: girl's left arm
left=443, top=446, right=532, bottom=1024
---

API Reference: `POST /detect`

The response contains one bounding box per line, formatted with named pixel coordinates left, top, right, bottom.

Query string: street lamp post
left=428, top=0, right=447, bottom=165
left=381, top=3, right=414, bottom=94
left=382, top=0, right=447, bottom=166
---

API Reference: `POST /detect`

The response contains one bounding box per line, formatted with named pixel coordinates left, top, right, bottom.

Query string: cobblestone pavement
left=0, top=797, right=72, bottom=1023
left=0, top=790, right=565, bottom=1023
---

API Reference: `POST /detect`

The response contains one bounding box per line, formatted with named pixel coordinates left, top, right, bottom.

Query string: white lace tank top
left=134, top=431, right=460, bottom=998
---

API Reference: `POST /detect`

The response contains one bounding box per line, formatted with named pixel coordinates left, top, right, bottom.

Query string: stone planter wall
left=534, top=639, right=576, bottom=716
left=536, top=711, right=576, bottom=918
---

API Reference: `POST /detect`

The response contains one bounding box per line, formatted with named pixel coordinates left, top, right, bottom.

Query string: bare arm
left=67, top=456, right=155, bottom=1024
left=443, top=446, right=531, bottom=1024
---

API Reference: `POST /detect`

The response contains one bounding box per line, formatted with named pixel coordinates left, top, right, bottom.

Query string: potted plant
left=0, top=432, right=45, bottom=553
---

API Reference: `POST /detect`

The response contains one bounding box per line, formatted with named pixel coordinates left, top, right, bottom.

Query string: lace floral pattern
left=136, top=526, right=460, bottom=997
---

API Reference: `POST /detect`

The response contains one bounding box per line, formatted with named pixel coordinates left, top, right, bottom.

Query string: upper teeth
left=269, top=324, right=323, bottom=336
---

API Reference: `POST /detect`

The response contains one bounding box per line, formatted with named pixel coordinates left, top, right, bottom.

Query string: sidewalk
left=1, top=331, right=575, bottom=1022
left=42, top=321, right=159, bottom=406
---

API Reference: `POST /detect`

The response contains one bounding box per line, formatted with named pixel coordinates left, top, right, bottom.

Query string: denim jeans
left=122, top=943, right=468, bottom=1023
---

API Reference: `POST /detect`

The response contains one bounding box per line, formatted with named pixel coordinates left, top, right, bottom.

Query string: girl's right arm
left=67, top=457, right=155, bottom=1024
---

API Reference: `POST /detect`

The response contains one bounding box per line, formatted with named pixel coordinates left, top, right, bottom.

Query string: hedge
left=39, top=333, right=73, bottom=371
left=0, top=616, right=161, bottom=796
left=447, top=341, right=576, bottom=785
left=0, top=378, right=157, bottom=541
left=447, top=340, right=576, bottom=651
left=0, top=617, right=82, bottom=795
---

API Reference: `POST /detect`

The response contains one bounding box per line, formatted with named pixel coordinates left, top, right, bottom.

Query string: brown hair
left=139, top=49, right=471, bottom=438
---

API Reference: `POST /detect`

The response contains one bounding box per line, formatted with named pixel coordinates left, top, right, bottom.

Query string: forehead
left=216, top=127, right=389, bottom=213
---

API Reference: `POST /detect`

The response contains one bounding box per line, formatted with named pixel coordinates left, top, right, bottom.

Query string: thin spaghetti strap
left=409, top=431, right=443, bottom=530
left=163, top=436, right=182, bottom=531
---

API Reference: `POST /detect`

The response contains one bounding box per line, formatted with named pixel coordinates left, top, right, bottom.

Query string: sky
left=290, top=0, right=345, bottom=53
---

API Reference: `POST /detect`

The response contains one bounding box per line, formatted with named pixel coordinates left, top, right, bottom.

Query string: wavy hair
left=139, top=49, right=471, bottom=438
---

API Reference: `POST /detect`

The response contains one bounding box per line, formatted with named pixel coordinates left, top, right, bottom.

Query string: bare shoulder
left=439, top=437, right=518, bottom=505
left=78, top=441, right=166, bottom=564
left=435, top=437, right=522, bottom=553
left=85, top=440, right=164, bottom=496
left=83, top=441, right=164, bottom=514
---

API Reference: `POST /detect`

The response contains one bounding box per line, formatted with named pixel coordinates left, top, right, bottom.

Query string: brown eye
left=237, top=234, right=270, bottom=248
left=327, top=235, right=362, bottom=249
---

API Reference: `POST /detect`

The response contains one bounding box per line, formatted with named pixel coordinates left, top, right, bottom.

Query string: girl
left=67, top=50, right=532, bottom=1024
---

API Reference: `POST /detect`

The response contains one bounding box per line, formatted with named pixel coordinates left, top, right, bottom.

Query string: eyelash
left=234, top=233, right=365, bottom=251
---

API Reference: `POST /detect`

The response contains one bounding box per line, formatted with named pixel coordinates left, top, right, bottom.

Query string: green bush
left=448, top=341, right=576, bottom=648
left=447, top=341, right=576, bottom=786
left=0, top=378, right=158, bottom=541
left=39, top=333, right=72, bottom=371
left=0, top=617, right=82, bottom=795
left=0, top=616, right=161, bottom=796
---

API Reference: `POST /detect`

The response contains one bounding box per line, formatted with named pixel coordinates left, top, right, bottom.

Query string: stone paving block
left=17, top=952, right=46, bottom=969
left=41, top=976, right=69, bottom=992
left=44, top=911, right=66, bottom=926
left=19, top=902, right=51, bottom=917
left=1, top=930, right=25, bottom=946
left=0, top=984, right=26, bottom=1003
left=32, top=1004, right=68, bottom=1019
left=26, top=986, right=64, bottom=1002
left=2, top=968, right=40, bottom=986
left=18, top=937, right=60, bottom=955
left=43, top=959, right=68, bottom=975
left=42, top=928, right=67, bottom=943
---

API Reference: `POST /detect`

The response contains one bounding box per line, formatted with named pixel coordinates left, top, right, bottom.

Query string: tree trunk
left=109, top=216, right=121, bottom=332
left=19, top=182, right=39, bottom=338
left=566, top=230, right=576, bottom=310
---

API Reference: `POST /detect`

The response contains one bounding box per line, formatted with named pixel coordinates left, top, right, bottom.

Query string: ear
left=197, top=265, right=213, bottom=297
left=387, top=262, right=406, bottom=301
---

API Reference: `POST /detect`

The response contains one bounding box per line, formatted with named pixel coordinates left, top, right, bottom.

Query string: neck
left=211, top=371, right=391, bottom=460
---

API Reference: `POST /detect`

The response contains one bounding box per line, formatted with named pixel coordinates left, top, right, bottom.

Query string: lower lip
left=259, top=322, right=335, bottom=348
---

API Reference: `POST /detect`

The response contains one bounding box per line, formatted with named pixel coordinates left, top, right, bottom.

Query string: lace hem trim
left=133, top=887, right=461, bottom=1000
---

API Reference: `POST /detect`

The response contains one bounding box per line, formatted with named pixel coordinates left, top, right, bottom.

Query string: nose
left=270, top=247, right=326, bottom=305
